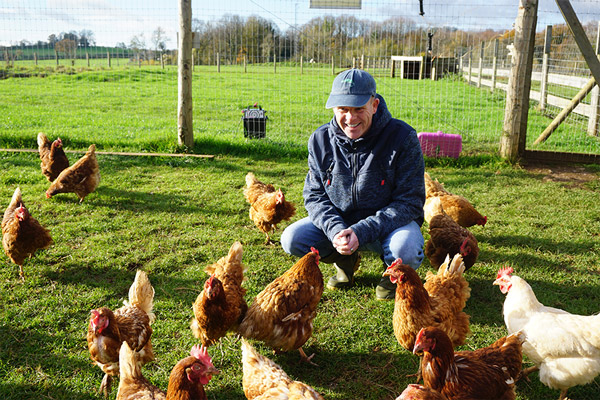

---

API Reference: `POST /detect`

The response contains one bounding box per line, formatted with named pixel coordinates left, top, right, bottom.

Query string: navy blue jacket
left=303, top=95, right=425, bottom=245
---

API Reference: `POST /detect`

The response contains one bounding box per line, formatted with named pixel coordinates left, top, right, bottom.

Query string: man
left=281, top=68, right=425, bottom=300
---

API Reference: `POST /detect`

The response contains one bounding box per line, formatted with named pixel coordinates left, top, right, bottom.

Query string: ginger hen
left=383, top=254, right=470, bottom=353
left=242, top=338, right=324, bottom=400
left=244, top=172, right=296, bottom=244
left=413, top=326, right=525, bottom=400
left=2, top=187, right=53, bottom=280
left=87, top=270, right=156, bottom=398
left=238, top=248, right=323, bottom=364
left=424, top=172, right=486, bottom=228
left=424, top=197, right=479, bottom=271
left=37, top=132, right=70, bottom=182
left=116, top=342, right=219, bottom=400
left=46, top=144, right=100, bottom=203
left=494, top=266, right=600, bottom=400
left=396, top=384, right=448, bottom=400
left=191, top=241, right=248, bottom=346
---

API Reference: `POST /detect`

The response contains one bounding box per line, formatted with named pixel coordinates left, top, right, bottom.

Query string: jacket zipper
left=351, top=152, right=358, bottom=208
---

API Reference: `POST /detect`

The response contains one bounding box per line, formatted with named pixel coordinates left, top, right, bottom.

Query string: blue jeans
left=281, top=217, right=424, bottom=270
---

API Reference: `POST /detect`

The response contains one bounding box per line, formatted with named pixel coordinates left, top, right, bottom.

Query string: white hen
left=494, top=266, right=600, bottom=400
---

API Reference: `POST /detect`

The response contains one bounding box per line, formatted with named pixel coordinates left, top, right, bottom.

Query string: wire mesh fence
left=1, top=0, right=599, bottom=159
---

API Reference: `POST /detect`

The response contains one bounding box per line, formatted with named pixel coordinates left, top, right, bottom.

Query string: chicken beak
left=412, top=342, right=424, bottom=356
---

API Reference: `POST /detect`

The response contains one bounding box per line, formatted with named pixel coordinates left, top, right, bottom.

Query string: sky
left=0, top=0, right=598, bottom=48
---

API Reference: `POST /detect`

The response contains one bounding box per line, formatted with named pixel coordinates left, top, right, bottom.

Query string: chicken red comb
left=310, top=247, right=320, bottom=264
left=496, top=266, right=514, bottom=280
left=415, top=327, right=427, bottom=342
left=390, top=258, right=403, bottom=268
left=190, top=344, right=213, bottom=367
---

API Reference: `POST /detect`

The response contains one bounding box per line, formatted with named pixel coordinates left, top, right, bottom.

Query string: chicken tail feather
left=124, top=270, right=155, bottom=324
left=118, top=341, right=141, bottom=382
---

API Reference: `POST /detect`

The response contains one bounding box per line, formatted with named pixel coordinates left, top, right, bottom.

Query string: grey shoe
left=326, top=253, right=361, bottom=290
left=375, top=275, right=396, bottom=300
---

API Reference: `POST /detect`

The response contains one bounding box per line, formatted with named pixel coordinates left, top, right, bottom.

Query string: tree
left=151, top=26, right=169, bottom=59
left=55, top=39, right=77, bottom=58
left=130, top=33, right=147, bottom=60
left=47, top=34, right=58, bottom=46
left=79, top=29, right=96, bottom=47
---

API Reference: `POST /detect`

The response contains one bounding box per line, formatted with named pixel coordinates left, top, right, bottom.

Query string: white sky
left=0, top=0, right=598, bottom=48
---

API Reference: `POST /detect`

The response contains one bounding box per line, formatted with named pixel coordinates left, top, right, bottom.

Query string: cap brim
left=326, top=94, right=372, bottom=109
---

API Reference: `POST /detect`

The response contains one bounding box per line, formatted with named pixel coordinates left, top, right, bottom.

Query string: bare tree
left=55, top=39, right=77, bottom=59
left=130, top=33, right=147, bottom=61
left=151, top=26, right=169, bottom=60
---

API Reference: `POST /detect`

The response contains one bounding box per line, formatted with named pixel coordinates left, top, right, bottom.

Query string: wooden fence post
left=107, top=51, right=111, bottom=68
left=588, top=21, right=600, bottom=137
left=538, top=25, right=552, bottom=111
left=244, top=55, right=247, bottom=73
left=500, top=0, right=538, bottom=161
left=217, top=52, right=220, bottom=73
left=177, top=0, right=194, bottom=148
left=491, top=39, right=499, bottom=92
left=34, top=52, right=38, bottom=65
left=361, top=54, right=364, bottom=69
left=300, top=56, right=303, bottom=75
left=390, top=58, right=396, bottom=78
left=55, top=50, right=59, bottom=66
left=274, top=53, right=276, bottom=73
left=477, top=41, right=484, bottom=88
left=331, top=56, right=334, bottom=75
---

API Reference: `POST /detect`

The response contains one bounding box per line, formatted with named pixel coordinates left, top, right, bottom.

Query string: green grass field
left=1, top=67, right=600, bottom=400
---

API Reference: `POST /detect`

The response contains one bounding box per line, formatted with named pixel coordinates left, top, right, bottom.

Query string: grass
left=0, top=67, right=600, bottom=400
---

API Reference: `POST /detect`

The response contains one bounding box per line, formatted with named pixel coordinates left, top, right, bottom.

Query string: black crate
left=242, top=106, right=268, bottom=138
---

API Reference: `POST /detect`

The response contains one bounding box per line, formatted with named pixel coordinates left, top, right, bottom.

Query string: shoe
left=326, top=253, right=361, bottom=290
left=375, top=275, right=396, bottom=300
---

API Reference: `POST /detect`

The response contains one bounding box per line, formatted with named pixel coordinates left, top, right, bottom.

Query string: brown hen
left=87, top=270, right=156, bottom=398
left=116, top=342, right=219, bottom=400
left=46, top=144, right=100, bottom=202
left=191, top=241, right=248, bottom=346
left=244, top=172, right=296, bottom=244
left=424, top=197, right=479, bottom=271
left=37, top=132, right=70, bottom=182
left=238, top=248, right=323, bottom=364
left=424, top=172, right=486, bottom=228
left=2, top=187, right=53, bottom=279
left=383, top=254, right=470, bottom=353
left=242, top=338, right=324, bottom=400
left=396, top=384, right=448, bottom=400
left=413, top=326, right=525, bottom=400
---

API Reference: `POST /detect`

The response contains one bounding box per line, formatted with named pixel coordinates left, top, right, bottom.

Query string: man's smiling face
left=333, top=96, right=379, bottom=140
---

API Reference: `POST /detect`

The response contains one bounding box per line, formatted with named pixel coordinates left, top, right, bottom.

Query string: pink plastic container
left=417, top=131, right=462, bottom=158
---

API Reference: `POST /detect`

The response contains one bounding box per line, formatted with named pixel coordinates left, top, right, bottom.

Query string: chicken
left=191, top=241, right=248, bottom=346
left=238, top=247, right=323, bottom=364
left=2, top=187, right=53, bottom=280
left=241, top=338, right=324, bottom=400
left=383, top=254, right=470, bottom=353
left=116, top=342, right=219, bottom=400
left=494, top=266, right=600, bottom=400
left=424, top=172, right=486, bottom=228
left=87, top=270, right=156, bottom=398
left=424, top=197, right=479, bottom=271
left=244, top=172, right=296, bottom=244
left=396, top=384, right=448, bottom=400
left=37, top=132, right=70, bottom=182
left=46, top=144, right=100, bottom=202
left=413, top=326, right=525, bottom=400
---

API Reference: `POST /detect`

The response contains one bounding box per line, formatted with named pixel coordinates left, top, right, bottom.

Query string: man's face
left=333, top=97, right=379, bottom=140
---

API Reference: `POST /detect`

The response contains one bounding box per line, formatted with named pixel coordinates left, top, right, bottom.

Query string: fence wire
left=1, top=1, right=599, bottom=158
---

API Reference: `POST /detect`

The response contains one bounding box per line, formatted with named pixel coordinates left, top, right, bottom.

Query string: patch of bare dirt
left=522, top=163, right=598, bottom=189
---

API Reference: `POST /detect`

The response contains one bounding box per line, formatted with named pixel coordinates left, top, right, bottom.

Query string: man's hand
left=333, top=228, right=359, bottom=255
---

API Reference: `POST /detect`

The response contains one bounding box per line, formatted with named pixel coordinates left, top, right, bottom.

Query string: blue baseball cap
left=326, top=68, right=377, bottom=109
